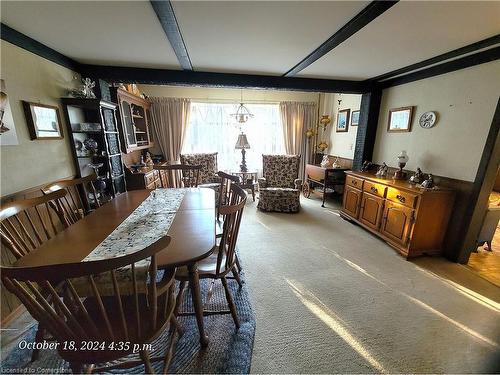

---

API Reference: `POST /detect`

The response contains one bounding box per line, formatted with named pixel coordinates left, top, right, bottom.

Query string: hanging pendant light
left=231, top=90, right=254, bottom=123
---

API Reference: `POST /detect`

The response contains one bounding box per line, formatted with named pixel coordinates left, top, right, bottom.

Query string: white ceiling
left=297, top=1, right=500, bottom=79
left=0, top=0, right=181, bottom=69
left=1, top=1, right=499, bottom=80
left=171, top=0, right=369, bottom=75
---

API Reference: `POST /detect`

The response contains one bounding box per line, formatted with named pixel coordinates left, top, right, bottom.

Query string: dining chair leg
left=174, top=281, right=187, bottom=316
left=69, top=362, right=83, bottom=374
left=232, top=267, right=243, bottom=288
left=235, top=253, right=242, bottom=272
left=170, top=315, right=184, bottom=337
left=30, top=326, right=45, bottom=361
left=221, top=276, right=240, bottom=330
left=140, top=350, right=155, bottom=374
left=188, top=264, right=209, bottom=347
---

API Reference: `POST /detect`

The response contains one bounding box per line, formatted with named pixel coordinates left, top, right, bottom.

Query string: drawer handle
left=396, top=194, right=406, bottom=203
left=352, top=180, right=357, bottom=185
left=370, top=186, right=378, bottom=193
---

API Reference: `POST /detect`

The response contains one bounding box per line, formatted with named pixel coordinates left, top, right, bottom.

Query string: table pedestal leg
left=188, top=263, right=209, bottom=347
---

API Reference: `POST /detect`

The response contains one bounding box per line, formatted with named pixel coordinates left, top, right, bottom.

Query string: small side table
left=231, top=170, right=257, bottom=201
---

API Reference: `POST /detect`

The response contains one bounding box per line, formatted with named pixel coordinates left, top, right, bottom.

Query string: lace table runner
left=74, top=189, right=187, bottom=296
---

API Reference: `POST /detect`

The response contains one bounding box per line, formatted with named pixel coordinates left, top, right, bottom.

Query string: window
left=182, top=102, right=285, bottom=173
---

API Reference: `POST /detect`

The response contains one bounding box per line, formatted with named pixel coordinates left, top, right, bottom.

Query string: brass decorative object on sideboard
left=340, top=171, right=455, bottom=258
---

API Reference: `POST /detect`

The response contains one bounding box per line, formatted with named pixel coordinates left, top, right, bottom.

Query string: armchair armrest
left=258, top=177, right=268, bottom=188
left=294, top=179, right=302, bottom=189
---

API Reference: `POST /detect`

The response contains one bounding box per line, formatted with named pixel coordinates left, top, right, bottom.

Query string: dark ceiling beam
left=380, top=46, right=500, bottom=88
left=283, top=1, right=398, bottom=77
left=79, top=64, right=372, bottom=94
left=0, top=23, right=80, bottom=71
left=150, top=0, right=193, bottom=71
left=369, top=34, right=500, bottom=82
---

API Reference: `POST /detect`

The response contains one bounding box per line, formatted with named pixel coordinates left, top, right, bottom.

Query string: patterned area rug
left=2, top=275, right=255, bottom=374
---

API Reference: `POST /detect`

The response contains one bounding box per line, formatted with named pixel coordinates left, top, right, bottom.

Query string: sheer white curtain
left=182, top=102, right=285, bottom=173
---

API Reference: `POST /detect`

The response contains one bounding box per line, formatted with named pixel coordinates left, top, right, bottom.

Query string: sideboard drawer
left=346, top=176, right=364, bottom=189
left=363, top=181, right=386, bottom=198
left=145, top=171, right=156, bottom=186
left=386, top=187, right=418, bottom=208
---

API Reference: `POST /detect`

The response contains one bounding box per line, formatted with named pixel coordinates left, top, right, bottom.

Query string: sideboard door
left=380, top=201, right=414, bottom=246
left=343, top=186, right=362, bottom=219
left=359, top=193, right=384, bottom=230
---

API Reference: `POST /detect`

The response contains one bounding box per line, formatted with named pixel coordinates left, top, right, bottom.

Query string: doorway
left=466, top=167, right=500, bottom=286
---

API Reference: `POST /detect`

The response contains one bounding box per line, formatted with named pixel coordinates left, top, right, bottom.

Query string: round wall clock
left=419, top=111, right=437, bottom=128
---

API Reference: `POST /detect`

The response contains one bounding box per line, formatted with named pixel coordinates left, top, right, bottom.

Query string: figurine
left=320, top=155, right=331, bottom=168
left=421, top=174, right=435, bottom=189
left=376, top=162, right=388, bottom=178
left=332, top=156, right=341, bottom=169
left=68, top=77, right=96, bottom=99
left=409, top=168, right=424, bottom=184
left=361, top=161, right=373, bottom=172
left=145, top=152, right=154, bottom=166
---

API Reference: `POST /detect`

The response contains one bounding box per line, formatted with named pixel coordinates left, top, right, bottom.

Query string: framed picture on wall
left=351, top=110, right=360, bottom=126
left=22, top=101, right=63, bottom=140
left=387, top=106, right=414, bottom=132
left=336, top=109, right=350, bottom=132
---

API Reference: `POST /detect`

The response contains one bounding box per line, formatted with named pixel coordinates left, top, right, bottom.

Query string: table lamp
left=235, top=132, right=250, bottom=172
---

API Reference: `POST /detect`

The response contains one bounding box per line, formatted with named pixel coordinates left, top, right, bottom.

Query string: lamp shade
left=235, top=133, right=250, bottom=149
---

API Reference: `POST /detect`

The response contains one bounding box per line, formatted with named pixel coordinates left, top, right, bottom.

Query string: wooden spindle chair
left=154, top=164, right=201, bottom=188
left=0, top=190, right=69, bottom=261
left=42, top=174, right=101, bottom=225
left=1, top=236, right=180, bottom=374
left=216, top=172, right=243, bottom=286
left=175, top=184, right=247, bottom=329
left=0, top=189, right=72, bottom=361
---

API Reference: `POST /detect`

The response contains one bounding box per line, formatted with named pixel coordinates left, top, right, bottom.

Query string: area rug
left=1, top=275, right=255, bottom=374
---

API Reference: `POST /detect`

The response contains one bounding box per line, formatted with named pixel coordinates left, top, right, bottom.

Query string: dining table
left=13, top=187, right=216, bottom=347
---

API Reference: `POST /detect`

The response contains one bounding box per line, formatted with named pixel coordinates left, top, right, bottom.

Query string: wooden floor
left=467, top=223, right=500, bottom=287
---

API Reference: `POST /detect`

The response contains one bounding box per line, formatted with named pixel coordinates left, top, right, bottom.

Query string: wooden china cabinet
left=111, top=87, right=158, bottom=190
left=340, top=171, right=455, bottom=258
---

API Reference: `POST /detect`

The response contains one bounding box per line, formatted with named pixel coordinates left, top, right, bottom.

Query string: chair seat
left=175, top=249, right=226, bottom=279
left=258, top=187, right=300, bottom=213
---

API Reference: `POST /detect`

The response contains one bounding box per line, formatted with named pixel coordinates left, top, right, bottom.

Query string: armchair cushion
left=258, top=177, right=268, bottom=189
left=262, top=154, right=301, bottom=188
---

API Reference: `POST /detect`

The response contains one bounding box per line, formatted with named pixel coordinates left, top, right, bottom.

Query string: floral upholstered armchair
left=179, top=152, right=221, bottom=185
left=257, top=154, right=302, bottom=213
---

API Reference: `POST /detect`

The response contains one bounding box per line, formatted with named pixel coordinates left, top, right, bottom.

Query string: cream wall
left=0, top=41, right=78, bottom=196
left=319, top=93, right=361, bottom=159
left=139, top=84, right=320, bottom=104
left=373, top=60, right=500, bottom=182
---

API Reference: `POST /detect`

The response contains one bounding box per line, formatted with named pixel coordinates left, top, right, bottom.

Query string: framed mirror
left=22, top=101, right=63, bottom=140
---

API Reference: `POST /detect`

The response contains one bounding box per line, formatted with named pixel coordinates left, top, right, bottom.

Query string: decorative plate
left=419, top=111, right=437, bottom=129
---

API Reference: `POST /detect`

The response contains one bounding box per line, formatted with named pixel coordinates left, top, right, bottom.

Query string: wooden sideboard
left=340, top=171, right=455, bottom=258
left=125, top=166, right=162, bottom=190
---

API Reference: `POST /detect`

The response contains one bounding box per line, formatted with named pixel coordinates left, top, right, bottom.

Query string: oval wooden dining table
left=13, top=188, right=216, bottom=347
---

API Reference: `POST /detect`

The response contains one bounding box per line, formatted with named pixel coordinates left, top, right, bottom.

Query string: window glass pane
left=182, top=102, right=285, bottom=173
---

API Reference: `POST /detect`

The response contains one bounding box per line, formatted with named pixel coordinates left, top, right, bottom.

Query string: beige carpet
left=237, top=195, right=500, bottom=374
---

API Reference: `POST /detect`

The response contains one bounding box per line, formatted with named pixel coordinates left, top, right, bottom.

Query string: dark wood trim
left=283, top=1, right=398, bottom=77
left=457, top=97, right=500, bottom=263
left=381, top=47, right=500, bottom=88
left=79, top=64, right=372, bottom=93
left=352, top=90, right=382, bottom=171
left=149, top=0, right=193, bottom=71
left=0, top=23, right=80, bottom=71
left=369, top=34, right=500, bottom=83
